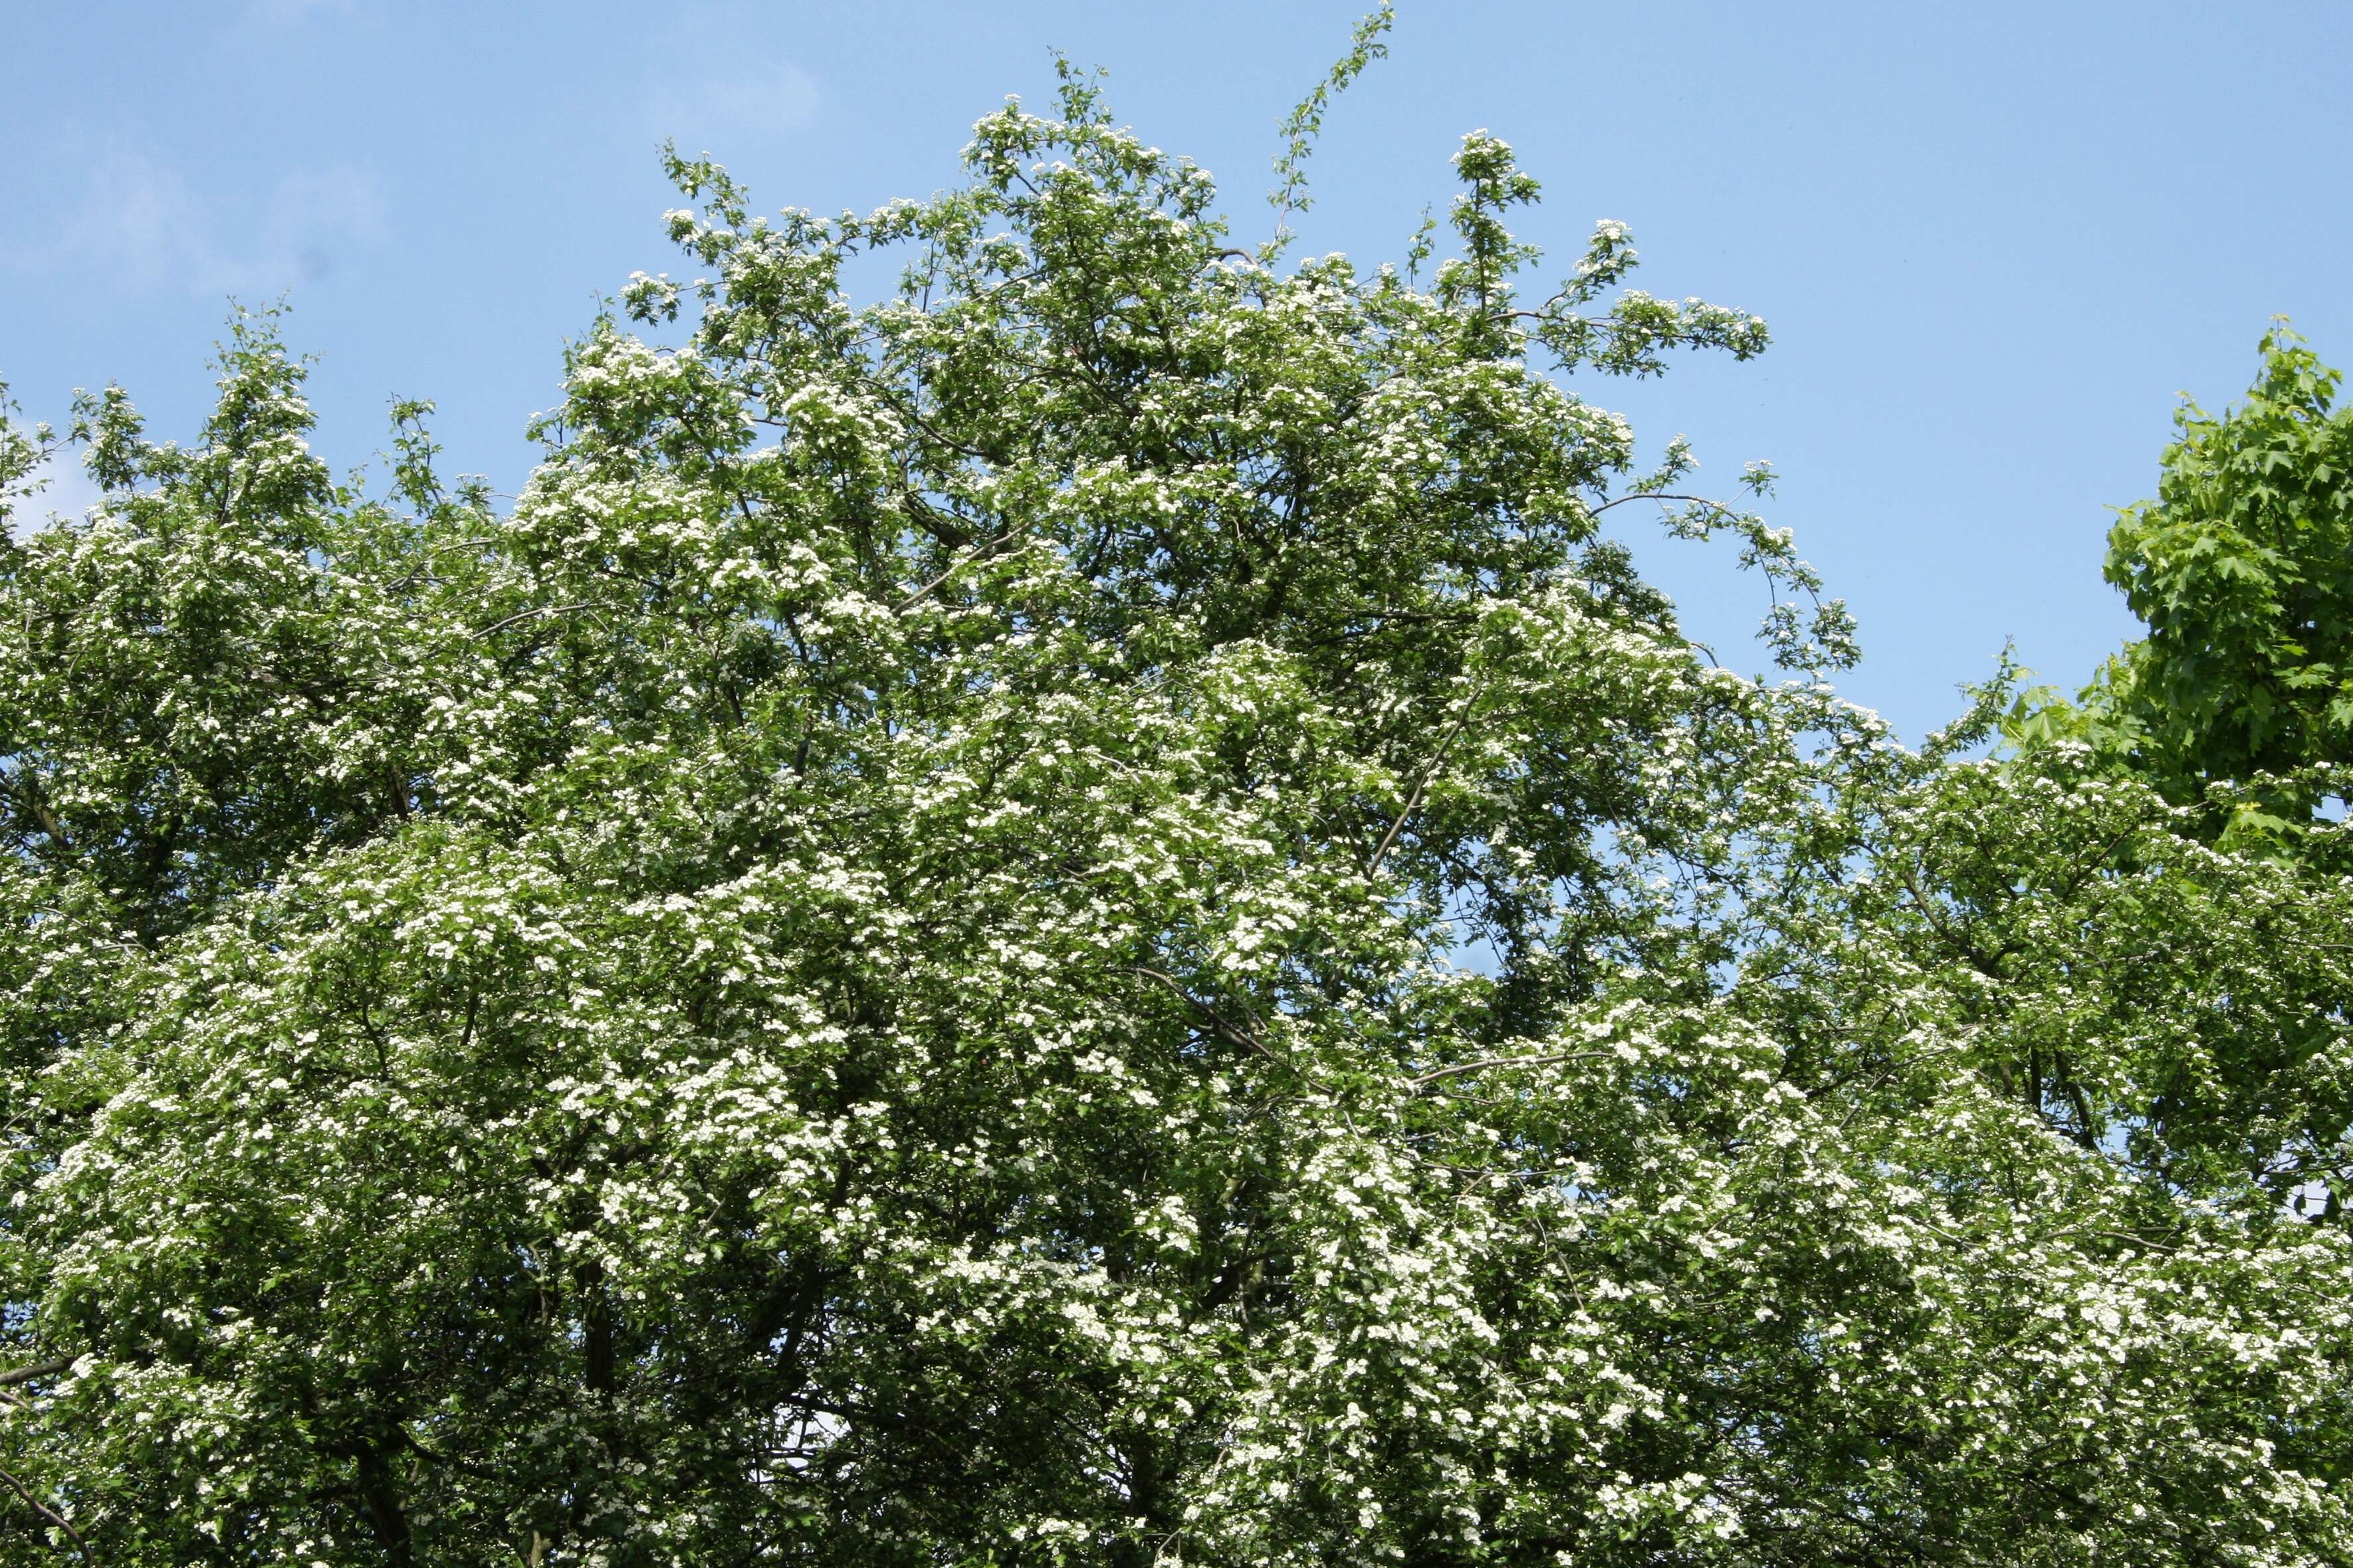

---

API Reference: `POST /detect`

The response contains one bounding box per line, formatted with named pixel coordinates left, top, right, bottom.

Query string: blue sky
left=6, top=1, right=2351, bottom=740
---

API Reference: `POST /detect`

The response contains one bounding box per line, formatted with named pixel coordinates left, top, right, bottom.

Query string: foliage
left=2, top=51, right=2350, bottom=1568
left=1265, top=2, right=1393, bottom=261
left=2010, top=328, right=2353, bottom=841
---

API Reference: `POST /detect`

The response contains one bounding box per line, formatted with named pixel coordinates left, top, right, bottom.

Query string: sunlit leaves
left=1, top=62, right=2348, bottom=1568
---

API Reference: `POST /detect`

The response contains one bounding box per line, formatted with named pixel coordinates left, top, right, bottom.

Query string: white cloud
left=5, top=148, right=386, bottom=298
left=55, top=148, right=204, bottom=290
left=259, top=165, right=390, bottom=283
left=649, top=60, right=823, bottom=150
left=8, top=452, right=106, bottom=540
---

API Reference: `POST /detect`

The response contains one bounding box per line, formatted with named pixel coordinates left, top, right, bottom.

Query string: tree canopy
left=3, top=42, right=2351, bottom=1568
left=2012, top=326, right=2353, bottom=847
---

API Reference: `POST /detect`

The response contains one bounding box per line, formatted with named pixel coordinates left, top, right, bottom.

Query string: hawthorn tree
left=3, top=30, right=2351, bottom=1568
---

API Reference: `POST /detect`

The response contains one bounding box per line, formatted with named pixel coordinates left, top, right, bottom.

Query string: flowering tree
left=3, top=43, right=2350, bottom=1568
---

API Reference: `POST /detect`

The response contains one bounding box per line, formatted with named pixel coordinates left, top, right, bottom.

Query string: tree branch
left=1408, top=1050, right=1608, bottom=1089
left=895, top=530, right=1018, bottom=616
left=1588, top=491, right=1738, bottom=517
left=0, top=1460, right=100, bottom=1565
left=3, top=775, right=72, bottom=855
left=471, top=602, right=602, bottom=640
left=0, top=1360, right=70, bottom=1389
left=1365, top=695, right=1480, bottom=878
left=1127, top=966, right=1280, bottom=1066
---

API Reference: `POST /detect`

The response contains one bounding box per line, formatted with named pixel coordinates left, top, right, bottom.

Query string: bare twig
left=1408, top=1050, right=1609, bottom=1089
left=1588, top=491, right=1753, bottom=519
left=472, top=602, right=601, bottom=639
